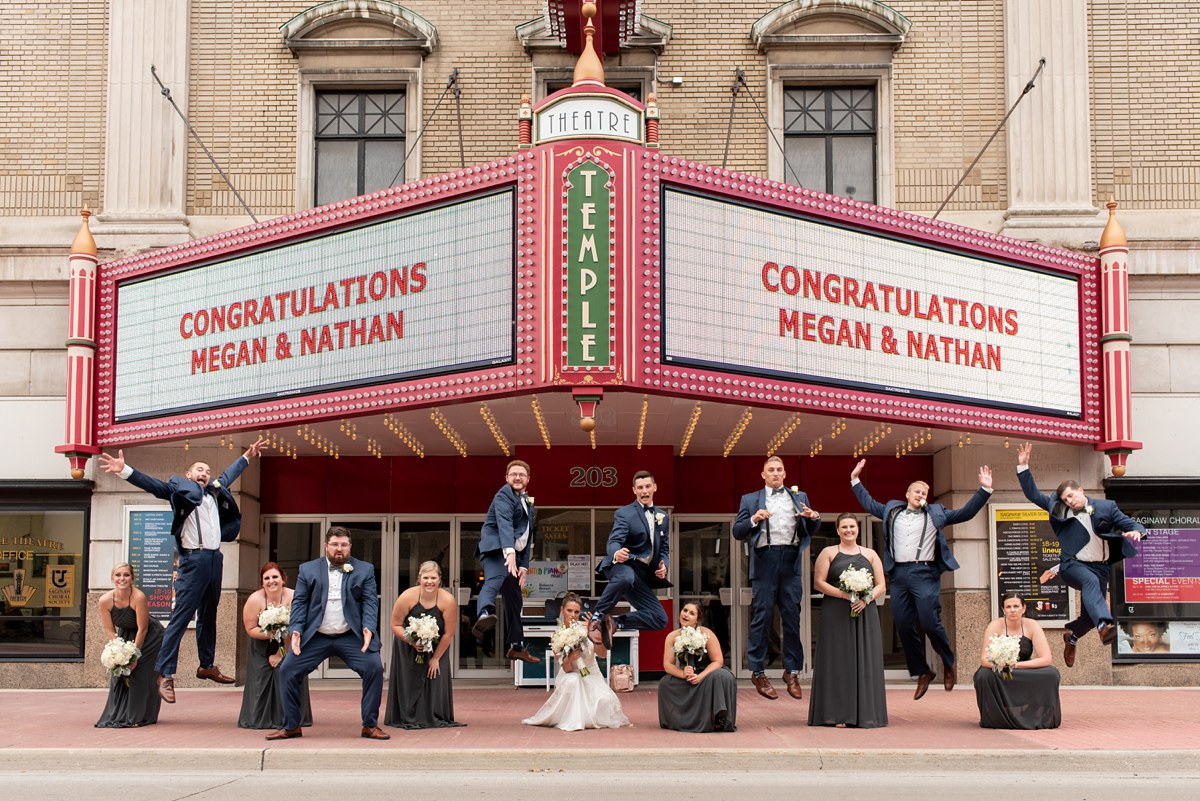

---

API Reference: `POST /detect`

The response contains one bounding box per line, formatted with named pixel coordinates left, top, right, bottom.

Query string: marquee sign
left=112, top=190, right=515, bottom=421
left=662, top=187, right=1084, bottom=418
left=535, top=91, right=643, bottom=145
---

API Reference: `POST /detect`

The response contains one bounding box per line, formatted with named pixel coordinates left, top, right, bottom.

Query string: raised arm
left=850, top=460, right=887, bottom=520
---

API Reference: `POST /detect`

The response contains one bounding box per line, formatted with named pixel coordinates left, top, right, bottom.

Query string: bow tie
left=772, top=487, right=789, bottom=496
left=329, top=563, right=344, bottom=572
left=642, top=505, right=654, bottom=513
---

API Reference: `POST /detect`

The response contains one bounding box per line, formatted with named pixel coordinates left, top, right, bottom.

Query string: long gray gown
left=657, top=641, right=738, bottom=732
left=807, top=551, right=888, bottom=728
left=237, top=634, right=313, bottom=729
left=384, top=602, right=463, bottom=729
left=95, top=605, right=163, bottom=728
left=973, top=624, right=1061, bottom=729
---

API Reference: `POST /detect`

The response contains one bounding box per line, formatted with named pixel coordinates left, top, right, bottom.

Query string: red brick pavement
left=3, top=683, right=1199, bottom=754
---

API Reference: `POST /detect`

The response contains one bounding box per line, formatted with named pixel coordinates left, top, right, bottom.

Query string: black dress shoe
left=913, top=670, right=936, bottom=700
left=265, top=727, right=302, bottom=740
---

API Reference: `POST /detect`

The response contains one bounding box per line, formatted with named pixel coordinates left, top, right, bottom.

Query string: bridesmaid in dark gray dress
left=96, top=563, right=163, bottom=728
left=808, top=514, right=888, bottom=728
left=973, top=592, right=1061, bottom=729
left=385, top=561, right=464, bottom=729
left=238, top=562, right=311, bottom=729
left=658, top=602, right=737, bottom=732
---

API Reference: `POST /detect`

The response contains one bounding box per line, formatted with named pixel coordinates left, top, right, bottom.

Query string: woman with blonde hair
left=385, top=561, right=463, bottom=728
left=96, top=562, right=164, bottom=728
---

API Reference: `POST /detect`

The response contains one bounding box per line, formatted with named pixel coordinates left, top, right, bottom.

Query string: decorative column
left=97, top=0, right=190, bottom=246
left=1095, top=198, right=1141, bottom=475
left=55, top=209, right=101, bottom=478
left=1001, top=0, right=1101, bottom=243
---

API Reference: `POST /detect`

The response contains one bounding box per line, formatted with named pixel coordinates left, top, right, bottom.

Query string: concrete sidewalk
left=2, top=682, right=1198, bottom=772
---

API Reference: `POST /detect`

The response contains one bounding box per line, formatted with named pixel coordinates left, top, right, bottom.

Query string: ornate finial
left=518, top=94, right=533, bottom=147
left=1099, top=195, right=1126, bottom=249
left=572, top=2, right=605, bottom=86
left=645, top=93, right=660, bottom=147
left=72, top=205, right=96, bottom=256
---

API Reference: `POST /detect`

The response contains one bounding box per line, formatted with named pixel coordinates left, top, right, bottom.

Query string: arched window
left=281, top=1, right=438, bottom=209
left=752, top=0, right=910, bottom=207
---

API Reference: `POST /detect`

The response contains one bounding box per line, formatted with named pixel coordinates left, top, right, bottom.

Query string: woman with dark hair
left=808, top=513, right=888, bottom=728
left=386, top=561, right=463, bottom=729
left=973, top=591, right=1061, bottom=729
left=523, top=592, right=630, bottom=730
left=658, top=601, right=737, bottom=732
left=238, top=562, right=312, bottom=729
left=96, top=562, right=164, bottom=728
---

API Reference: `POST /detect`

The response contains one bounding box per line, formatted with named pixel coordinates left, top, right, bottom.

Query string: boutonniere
left=1084, top=504, right=1094, bottom=516
left=654, top=512, right=665, bottom=525
left=917, top=499, right=927, bottom=508
left=211, top=480, right=221, bottom=489
left=789, top=485, right=799, bottom=495
left=342, top=563, right=354, bottom=574
left=525, top=495, right=535, bottom=506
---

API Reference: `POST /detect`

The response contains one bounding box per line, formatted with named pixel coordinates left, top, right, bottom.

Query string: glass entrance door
left=323, top=518, right=385, bottom=679
left=674, top=519, right=733, bottom=665
left=456, top=518, right=509, bottom=676
left=390, top=520, right=453, bottom=675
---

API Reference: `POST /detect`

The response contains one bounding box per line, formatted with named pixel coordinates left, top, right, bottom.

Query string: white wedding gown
left=522, top=639, right=631, bottom=731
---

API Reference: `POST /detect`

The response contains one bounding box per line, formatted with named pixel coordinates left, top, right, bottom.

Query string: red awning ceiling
left=545, top=0, right=641, bottom=55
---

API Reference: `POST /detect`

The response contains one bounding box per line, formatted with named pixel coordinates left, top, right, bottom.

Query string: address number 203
left=569, top=466, right=619, bottom=488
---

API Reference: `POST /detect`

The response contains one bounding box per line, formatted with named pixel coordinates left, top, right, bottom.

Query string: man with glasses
left=472, top=460, right=540, bottom=664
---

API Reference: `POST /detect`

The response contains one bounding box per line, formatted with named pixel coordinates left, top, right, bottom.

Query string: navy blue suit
left=733, top=488, right=820, bottom=673
left=280, top=556, right=383, bottom=729
left=1018, top=466, right=1145, bottom=638
left=124, top=455, right=248, bottom=677
left=593, top=502, right=670, bottom=631
left=853, top=480, right=990, bottom=677
left=476, top=484, right=536, bottom=649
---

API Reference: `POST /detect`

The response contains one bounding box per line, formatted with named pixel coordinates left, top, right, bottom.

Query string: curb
left=4, top=748, right=1199, bottom=773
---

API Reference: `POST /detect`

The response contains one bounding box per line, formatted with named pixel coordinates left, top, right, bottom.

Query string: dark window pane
left=317, top=93, right=361, bottom=136
left=315, top=139, right=359, bottom=206
left=784, top=136, right=825, bottom=190
left=829, top=88, right=875, bottom=131
left=363, top=140, right=405, bottom=194
left=831, top=137, right=875, bottom=202
left=363, top=93, right=406, bottom=136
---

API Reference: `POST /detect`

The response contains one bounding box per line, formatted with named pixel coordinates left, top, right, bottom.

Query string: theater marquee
left=112, top=191, right=515, bottom=421
left=662, top=188, right=1083, bottom=418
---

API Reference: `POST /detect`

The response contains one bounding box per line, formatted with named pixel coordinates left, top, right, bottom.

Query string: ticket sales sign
left=662, top=188, right=1083, bottom=417
left=113, top=191, right=515, bottom=421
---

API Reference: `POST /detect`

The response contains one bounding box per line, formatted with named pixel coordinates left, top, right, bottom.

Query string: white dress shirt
left=764, top=487, right=798, bottom=546
left=318, top=560, right=351, bottom=635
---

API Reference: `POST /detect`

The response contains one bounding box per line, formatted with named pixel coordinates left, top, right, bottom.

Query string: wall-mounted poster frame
left=988, top=504, right=1076, bottom=626
left=123, top=506, right=179, bottom=625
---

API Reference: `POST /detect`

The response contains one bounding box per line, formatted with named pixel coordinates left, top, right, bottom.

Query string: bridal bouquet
left=100, top=637, right=141, bottom=687
left=258, top=604, right=290, bottom=642
left=838, top=565, right=875, bottom=617
left=551, top=621, right=590, bottom=676
left=986, top=634, right=1021, bottom=680
left=673, top=626, right=709, bottom=667
left=405, top=614, right=440, bottom=664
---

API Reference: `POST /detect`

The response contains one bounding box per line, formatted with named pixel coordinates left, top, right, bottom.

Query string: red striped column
left=1094, top=197, right=1141, bottom=476
left=54, top=208, right=101, bottom=478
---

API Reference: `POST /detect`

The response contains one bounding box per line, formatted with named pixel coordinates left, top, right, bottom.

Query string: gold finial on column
left=72, top=205, right=96, bottom=256
left=1099, top=196, right=1126, bottom=250
left=572, top=2, right=605, bottom=86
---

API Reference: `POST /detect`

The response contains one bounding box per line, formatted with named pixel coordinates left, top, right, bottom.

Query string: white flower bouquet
left=100, top=637, right=141, bottom=686
left=404, top=613, right=441, bottom=664
left=551, top=621, right=590, bottom=676
left=673, top=626, right=710, bottom=667
left=986, top=633, right=1021, bottom=680
left=838, top=565, right=875, bottom=617
left=258, top=603, right=290, bottom=642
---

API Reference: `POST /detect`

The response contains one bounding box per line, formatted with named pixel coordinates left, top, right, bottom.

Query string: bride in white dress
left=522, top=593, right=631, bottom=731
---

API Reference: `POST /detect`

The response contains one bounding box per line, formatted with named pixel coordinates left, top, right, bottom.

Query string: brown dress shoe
left=265, top=727, right=302, bottom=740
left=1062, top=631, right=1077, bottom=667
left=943, top=663, right=957, bottom=691
left=1097, top=623, right=1118, bottom=646
left=157, top=675, right=176, bottom=704
left=506, top=647, right=542, bottom=664
left=600, top=614, right=617, bottom=650
left=783, top=673, right=803, bottom=699
left=751, top=673, right=778, bottom=700
left=361, top=726, right=391, bottom=740
left=913, top=670, right=936, bottom=700
left=587, top=617, right=604, bottom=645
left=196, top=665, right=235, bottom=684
